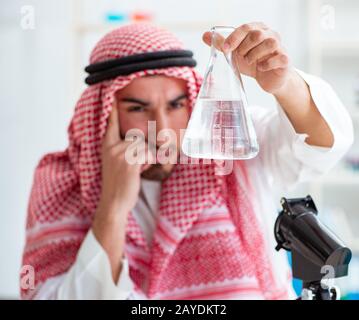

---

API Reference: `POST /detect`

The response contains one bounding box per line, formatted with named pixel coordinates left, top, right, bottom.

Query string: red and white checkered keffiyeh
left=21, top=23, right=289, bottom=299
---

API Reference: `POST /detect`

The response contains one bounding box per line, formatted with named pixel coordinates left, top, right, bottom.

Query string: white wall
left=0, top=0, right=75, bottom=298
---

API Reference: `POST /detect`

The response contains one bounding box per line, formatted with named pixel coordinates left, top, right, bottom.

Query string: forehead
left=116, top=75, right=187, bottom=98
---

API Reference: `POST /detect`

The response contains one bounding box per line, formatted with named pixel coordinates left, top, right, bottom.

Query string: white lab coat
left=32, top=69, right=354, bottom=300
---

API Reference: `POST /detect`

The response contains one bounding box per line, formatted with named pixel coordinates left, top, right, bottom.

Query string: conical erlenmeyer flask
left=182, top=26, right=259, bottom=160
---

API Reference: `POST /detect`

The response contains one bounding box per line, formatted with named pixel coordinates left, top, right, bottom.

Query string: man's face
left=115, top=75, right=190, bottom=181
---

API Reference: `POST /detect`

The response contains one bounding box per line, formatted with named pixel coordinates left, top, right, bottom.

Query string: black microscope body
left=274, top=195, right=352, bottom=300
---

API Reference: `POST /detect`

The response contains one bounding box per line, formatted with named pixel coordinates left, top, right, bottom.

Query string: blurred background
left=0, top=0, right=358, bottom=299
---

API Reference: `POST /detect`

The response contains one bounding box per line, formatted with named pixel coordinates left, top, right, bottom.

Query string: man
left=22, top=23, right=353, bottom=299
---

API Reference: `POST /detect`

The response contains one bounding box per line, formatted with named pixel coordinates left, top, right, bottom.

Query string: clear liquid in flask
left=182, top=98, right=259, bottom=160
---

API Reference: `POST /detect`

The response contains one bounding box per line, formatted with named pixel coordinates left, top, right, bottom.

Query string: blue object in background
left=105, top=11, right=127, bottom=23
left=343, top=293, right=359, bottom=300
left=287, top=251, right=302, bottom=297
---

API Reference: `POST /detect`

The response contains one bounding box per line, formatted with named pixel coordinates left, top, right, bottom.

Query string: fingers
left=244, top=38, right=279, bottom=64
left=202, top=31, right=226, bottom=52
left=203, top=22, right=286, bottom=68
left=223, top=22, right=268, bottom=52
left=211, top=22, right=288, bottom=72
left=257, top=52, right=289, bottom=72
left=124, top=139, right=156, bottom=166
left=244, top=36, right=279, bottom=65
left=103, top=104, right=121, bottom=148
left=202, top=31, right=212, bottom=46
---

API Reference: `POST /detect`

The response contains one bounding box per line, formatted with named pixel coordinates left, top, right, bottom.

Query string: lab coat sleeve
left=252, top=69, right=354, bottom=192
left=33, top=229, right=135, bottom=300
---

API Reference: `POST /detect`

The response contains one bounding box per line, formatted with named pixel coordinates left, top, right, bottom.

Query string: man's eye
left=170, top=102, right=185, bottom=110
left=128, top=106, right=145, bottom=112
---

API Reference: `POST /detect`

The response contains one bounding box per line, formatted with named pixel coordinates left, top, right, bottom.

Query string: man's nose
left=152, top=110, right=173, bottom=147
left=154, top=110, right=170, bottom=134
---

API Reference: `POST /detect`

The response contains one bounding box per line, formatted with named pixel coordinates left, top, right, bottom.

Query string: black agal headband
left=84, top=50, right=197, bottom=85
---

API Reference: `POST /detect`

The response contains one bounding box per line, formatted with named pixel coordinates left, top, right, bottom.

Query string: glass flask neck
left=210, top=26, right=235, bottom=69
left=210, top=25, right=235, bottom=35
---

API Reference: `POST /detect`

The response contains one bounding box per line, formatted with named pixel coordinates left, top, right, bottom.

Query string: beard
left=140, top=163, right=174, bottom=181
left=140, top=142, right=179, bottom=181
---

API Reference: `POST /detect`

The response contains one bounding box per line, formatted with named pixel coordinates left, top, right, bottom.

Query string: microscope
left=274, top=195, right=352, bottom=300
